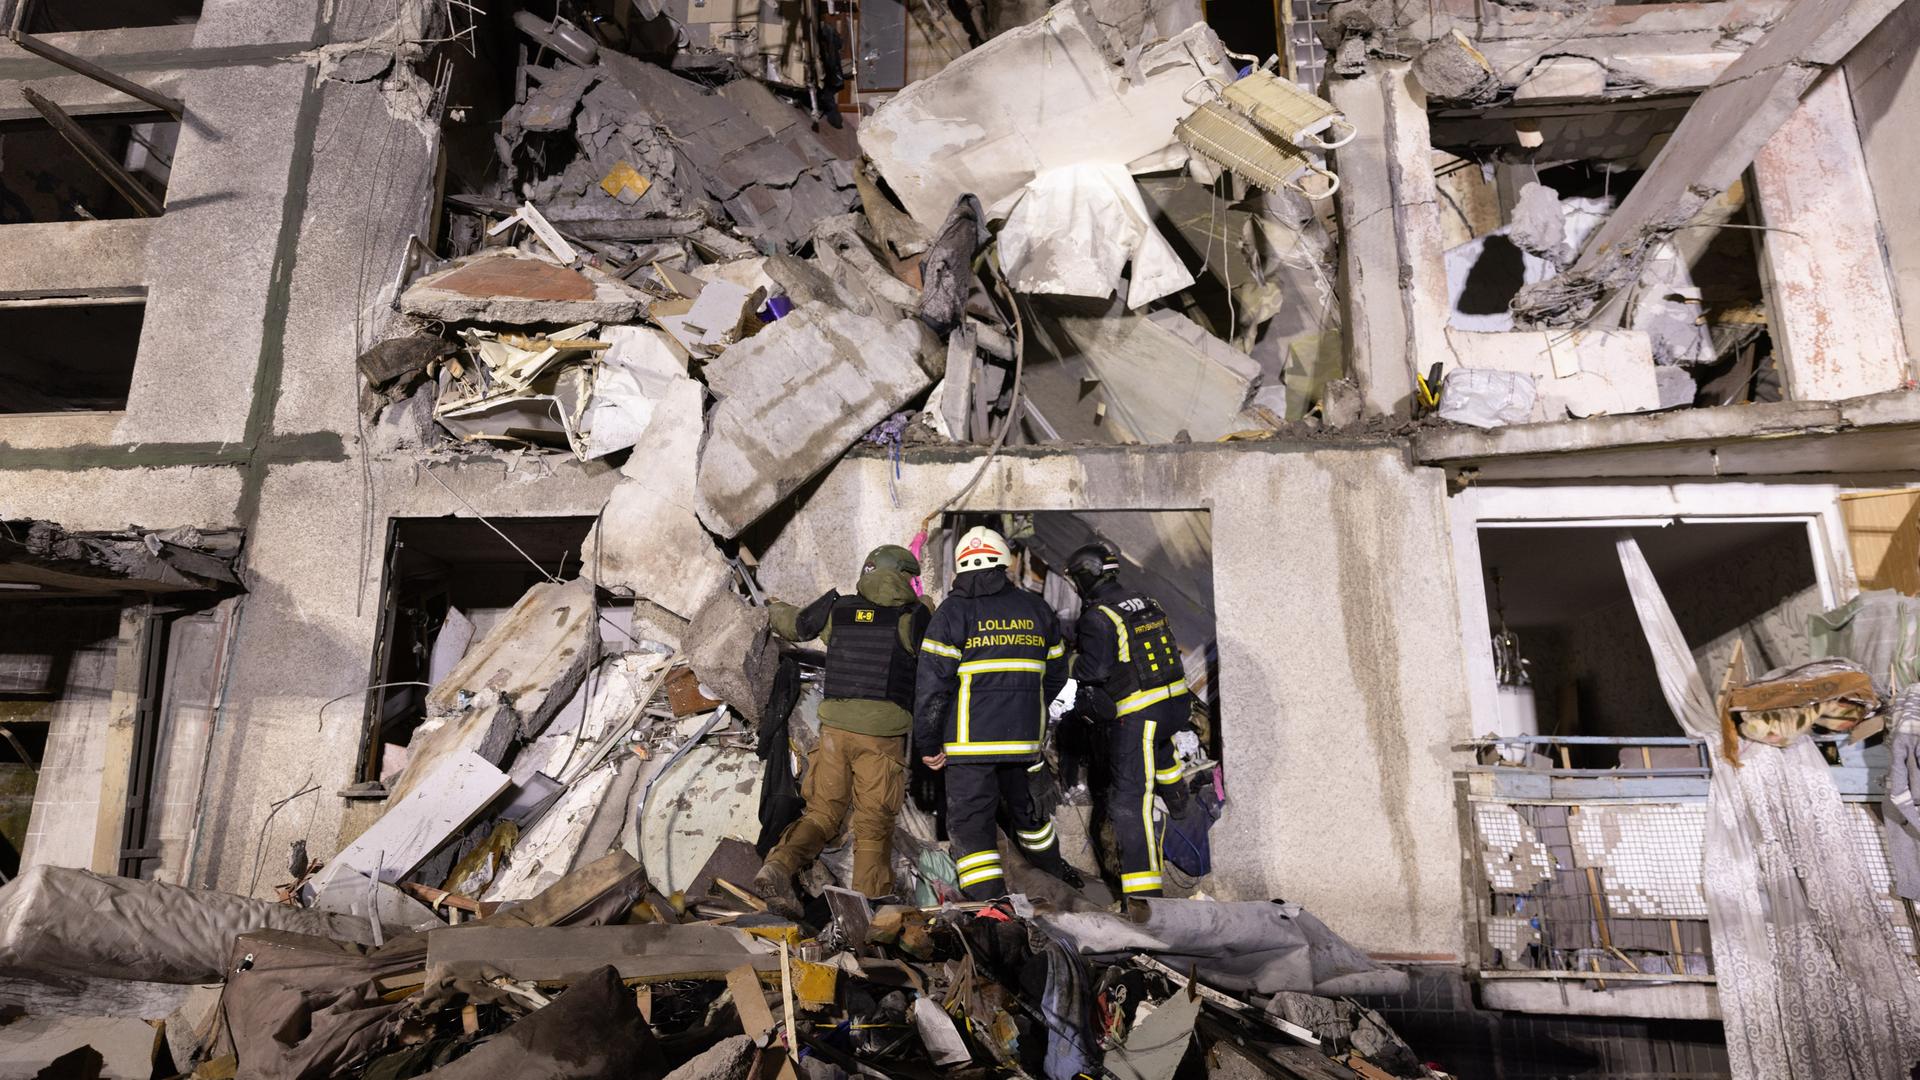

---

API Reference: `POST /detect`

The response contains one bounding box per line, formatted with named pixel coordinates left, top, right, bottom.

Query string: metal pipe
left=9, top=28, right=184, bottom=118
left=20, top=86, right=163, bottom=217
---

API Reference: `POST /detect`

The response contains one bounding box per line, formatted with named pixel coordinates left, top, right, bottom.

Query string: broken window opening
left=361, top=515, right=599, bottom=784
left=1205, top=0, right=1282, bottom=68
left=939, top=508, right=1221, bottom=892
left=1431, top=102, right=1775, bottom=409
left=0, top=297, right=145, bottom=414
left=17, top=0, right=203, bottom=33
left=1476, top=521, right=1820, bottom=754
left=0, top=599, right=121, bottom=880
left=0, top=111, right=176, bottom=223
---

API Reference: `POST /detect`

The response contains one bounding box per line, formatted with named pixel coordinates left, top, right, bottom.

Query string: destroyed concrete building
left=2, top=0, right=1920, bottom=1074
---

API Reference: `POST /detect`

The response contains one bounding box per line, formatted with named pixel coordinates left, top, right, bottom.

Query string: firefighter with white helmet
left=913, top=525, right=1081, bottom=899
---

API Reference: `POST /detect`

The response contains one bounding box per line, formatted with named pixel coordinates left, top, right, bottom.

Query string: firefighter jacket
left=770, top=563, right=932, bottom=738
left=1071, top=579, right=1188, bottom=722
left=913, top=568, right=1067, bottom=763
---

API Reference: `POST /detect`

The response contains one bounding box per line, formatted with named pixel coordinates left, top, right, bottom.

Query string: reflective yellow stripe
left=1016, top=822, right=1055, bottom=846
left=958, top=673, right=972, bottom=744
left=945, top=741, right=1042, bottom=756
left=1155, top=762, right=1184, bottom=784
left=958, top=659, right=1047, bottom=674
left=955, top=850, right=1001, bottom=872
left=1046, top=642, right=1065, bottom=659
left=922, top=639, right=962, bottom=659
left=1141, top=719, right=1160, bottom=874
left=1098, top=606, right=1129, bottom=662
left=958, top=865, right=1005, bottom=888
left=1121, top=871, right=1163, bottom=893
left=1115, top=679, right=1189, bottom=717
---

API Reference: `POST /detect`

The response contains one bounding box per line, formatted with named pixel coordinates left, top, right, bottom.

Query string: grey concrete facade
left=2, top=0, right=1917, bottom=1035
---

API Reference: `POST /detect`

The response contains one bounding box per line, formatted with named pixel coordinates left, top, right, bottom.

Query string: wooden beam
left=8, top=29, right=184, bottom=117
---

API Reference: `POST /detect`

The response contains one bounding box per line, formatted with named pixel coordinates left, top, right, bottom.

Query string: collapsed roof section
left=0, top=521, right=243, bottom=596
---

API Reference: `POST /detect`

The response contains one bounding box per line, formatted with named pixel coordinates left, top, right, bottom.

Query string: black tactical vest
left=824, top=595, right=927, bottom=709
left=1097, top=593, right=1184, bottom=702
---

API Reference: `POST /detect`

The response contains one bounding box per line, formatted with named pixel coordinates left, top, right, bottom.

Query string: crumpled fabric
left=1616, top=533, right=1920, bottom=1079
left=0, top=866, right=382, bottom=985
left=1040, top=937, right=1097, bottom=1080
left=1037, top=898, right=1406, bottom=996
left=421, top=965, right=658, bottom=1078
left=917, top=193, right=987, bottom=338
left=998, top=164, right=1194, bottom=310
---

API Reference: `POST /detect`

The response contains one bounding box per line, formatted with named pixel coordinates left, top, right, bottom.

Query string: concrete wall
left=748, top=442, right=1477, bottom=958
left=1845, top=0, right=1920, bottom=369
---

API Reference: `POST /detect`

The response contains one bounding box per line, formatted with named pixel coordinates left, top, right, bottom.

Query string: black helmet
left=1064, top=541, right=1120, bottom=598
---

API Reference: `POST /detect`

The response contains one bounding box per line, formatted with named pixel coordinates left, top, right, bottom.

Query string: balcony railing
left=1455, top=734, right=1913, bottom=989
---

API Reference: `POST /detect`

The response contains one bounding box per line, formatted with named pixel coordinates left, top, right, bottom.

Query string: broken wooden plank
left=427, top=923, right=780, bottom=983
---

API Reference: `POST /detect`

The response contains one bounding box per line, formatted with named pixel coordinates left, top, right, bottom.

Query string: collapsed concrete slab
left=589, top=471, right=732, bottom=621
left=695, top=305, right=939, bottom=538
left=400, top=252, right=647, bottom=324
left=685, top=589, right=778, bottom=722
left=1443, top=328, right=1661, bottom=420
left=584, top=347, right=732, bottom=619
left=1044, top=308, right=1263, bottom=443
left=387, top=578, right=598, bottom=805
left=314, top=752, right=513, bottom=894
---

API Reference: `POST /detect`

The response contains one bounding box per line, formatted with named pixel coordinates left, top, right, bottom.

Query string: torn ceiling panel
left=857, top=0, right=1231, bottom=227
left=0, top=521, right=243, bottom=596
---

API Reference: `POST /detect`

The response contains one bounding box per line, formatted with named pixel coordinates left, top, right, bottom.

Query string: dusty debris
left=401, top=252, right=648, bottom=325
left=2, top=520, right=243, bottom=595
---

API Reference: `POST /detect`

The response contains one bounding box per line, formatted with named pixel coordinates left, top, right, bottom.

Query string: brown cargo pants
left=762, top=725, right=907, bottom=898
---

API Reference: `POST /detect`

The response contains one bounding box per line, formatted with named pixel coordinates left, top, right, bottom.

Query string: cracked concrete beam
left=1329, top=63, right=1449, bottom=417
left=1511, top=0, right=1910, bottom=325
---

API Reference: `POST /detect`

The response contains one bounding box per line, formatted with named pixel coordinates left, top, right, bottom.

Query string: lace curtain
left=1617, top=533, right=1920, bottom=1078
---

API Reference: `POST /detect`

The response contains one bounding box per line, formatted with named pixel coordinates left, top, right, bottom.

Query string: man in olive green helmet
left=752, top=545, right=933, bottom=912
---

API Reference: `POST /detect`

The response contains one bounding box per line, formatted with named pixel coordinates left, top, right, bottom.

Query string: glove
left=795, top=588, right=840, bottom=635
left=1048, top=678, right=1079, bottom=721
left=1028, top=760, right=1062, bottom=821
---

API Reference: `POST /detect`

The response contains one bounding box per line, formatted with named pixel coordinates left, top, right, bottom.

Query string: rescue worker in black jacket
left=753, top=545, right=933, bottom=911
left=914, top=526, right=1080, bottom=899
left=1065, top=540, right=1190, bottom=898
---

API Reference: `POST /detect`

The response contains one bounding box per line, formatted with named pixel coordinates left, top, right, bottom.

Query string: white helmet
left=954, top=526, right=1011, bottom=573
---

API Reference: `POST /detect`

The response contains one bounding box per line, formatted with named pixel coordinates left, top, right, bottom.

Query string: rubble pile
left=0, top=542, right=1449, bottom=1076
left=0, top=852, right=1447, bottom=1079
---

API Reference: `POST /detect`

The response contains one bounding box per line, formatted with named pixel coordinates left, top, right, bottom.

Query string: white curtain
left=1617, top=533, right=1920, bottom=1078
